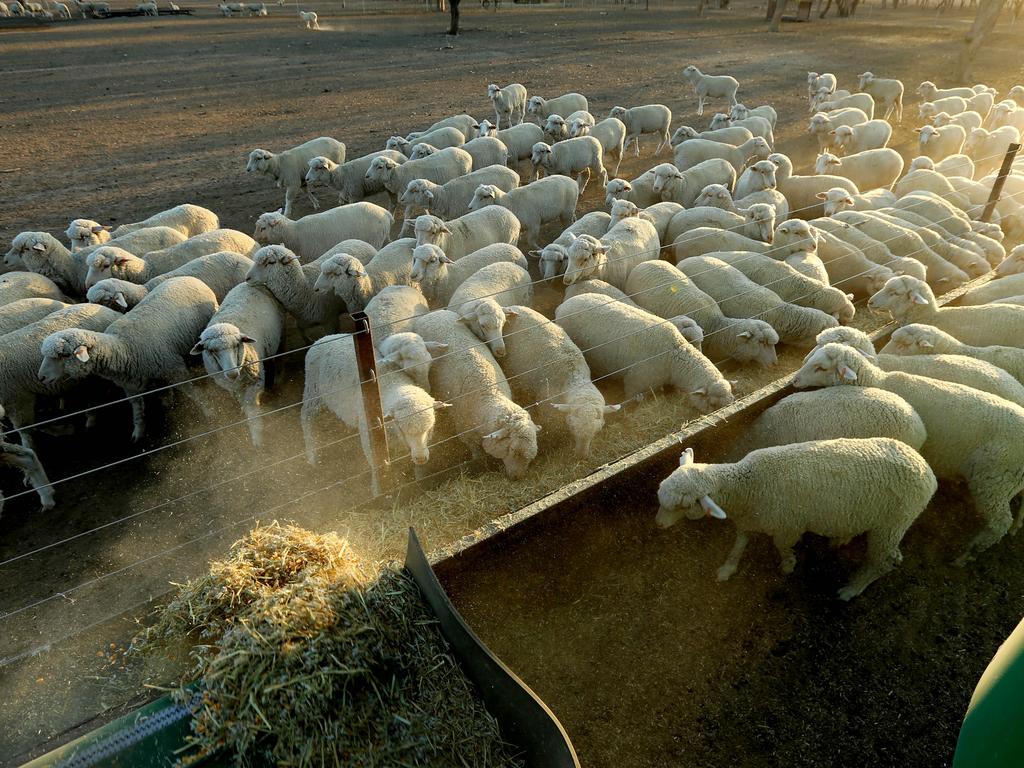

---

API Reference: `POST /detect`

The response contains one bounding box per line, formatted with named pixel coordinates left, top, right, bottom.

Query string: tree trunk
left=770, top=0, right=788, bottom=28
left=959, top=0, right=1005, bottom=80
left=448, top=0, right=459, bottom=34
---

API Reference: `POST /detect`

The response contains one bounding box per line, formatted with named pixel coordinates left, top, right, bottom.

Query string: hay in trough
left=136, top=521, right=523, bottom=768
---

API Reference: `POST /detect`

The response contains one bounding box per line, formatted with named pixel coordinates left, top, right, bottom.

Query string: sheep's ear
left=566, top=232, right=577, bottom=242
left=190, top=342, right=205, bottom=356
left=423, top=341, right=449, bottom=355
left=910, top=291, right=929, bottom=305
left=690, top=386, right=707, bottom=395
left=736, top=330, right=753, bottom=339
left=440, top=224, right=453, bottom=235
left=528, top=249, right=542, bottom=258
left=550, top=403, right=573, bottom=412
left=679, top=447, right=695, bottom=466
left=815, top=192, right=828, bottom=200
left=919, top=339, right=934, bottom=349
left=914, top=128, right=922, bottom=133
left=700, top=495, right=727, bottom=519
left=74, top=345, right=91, bottom=363
left=845, top=293, right=855, bottom=300
left=603, top=403, right=623, bottom=414
left=240, top=335, right=257, bottom=344
left=533, top=423, right=542, bottom=432
left=441, top=255, right=455, bottom=264
left=433, top=400, right=452, bottom=410
left=113, top=255, right=132, bottom=266
left=114, top=292, right=128, bottom=309
left=503, top=307, right=519, bottom=317
left=828, top=130, right=836, bottom=135
left=838, top=364, right=858, bottom=382
left=381, top=352, right=403, bottom=365
left=32, top=243, right=46, bottom=252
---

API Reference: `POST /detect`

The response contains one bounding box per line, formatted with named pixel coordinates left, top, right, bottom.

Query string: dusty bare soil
left=1, top=2, right=1023, bottom=765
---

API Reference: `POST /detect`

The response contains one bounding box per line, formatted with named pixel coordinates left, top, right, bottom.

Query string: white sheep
left=487, top=82, right=528, bottom=129
left=247, top=138, right=344, bottom=217
left=542, top=114, right=569, bottom=144
left=530, top=211, right=611, bottom=281
left=364, top=146, right=473, bottom=211
left=708, top=113, right=775, bottom=145
left=672, top=226, right=767, bottom=260
left=87, top=278, right=149, bottom=311
left=0, top=403, right=54, bottom=513
left=883, top=323, right=1024, bottom=385
left=526, top=93, right=588, bottom=125
left=807, top=109, right=870, bottom=151
left=364, top=285, right=428, bottom=344
left=831, top=120, right=892, bottom=154
left=729, top=102, right=777, bottom=128
left=140, top=250, right=254, bottom=302
left=500, top=305, right=618, bottom=456
left=460, top=136, right=510, bottom=170
left=562, top=217, right=660, bottom=290
left=623, top=260, right=780, bottom=366
left=960, top=275, right=1024, bottom=307
left=398, top=165, right=519, bottom=229
left=190, top=283, right=284, bottom=448
left=814, top=187, right=895, bottom=215
left=607, top=104, right=672, bottom=157
left=447, top=262, right=532, bottom=357
left=662, top=203, right=773, bottom=245
left=857, top=72, right=905, bottom=123
left=919, top=97, right=969, bottom=122
left=413, top=206, right=520, bottom=263
left=474, top=120, right=545, bottom=164
left=917, top=81, right=975, bottom=101
left=467, top=176, right=579, bottom=251
left=807, top=72, right=837, bottom=105
left=814, top=149, right=903, bottom=192
left=681, top=65, right=739, bottom=117
left=795, top=342, right=1024, bottom=563
left=245, top=245, right=344, bottom=338
left=964, top=126, right=1022, bottom=176
left=385, top=126, right=465, bottom=157
left=410, top=242, right=526, bottom=307
left=813, top=92, right=875, bottom=118
left=915, top=124, right=967, bottom=162
left=932, top=110, right=983, bottom=133
left=298, top=9, right=318, bottom=29
left=768, top=153, right=858, bottom=220
left=408, top=114, right=478, bottom=141
left=253, top=202, right=392, bottom=262
left=875, top=209, right=988, bottom=278
left=38, top=278, right=217, bottom=442
left=555, top=294, right=733, bottom=409
left=671, top=124, right=753, bottom=148
left=65, top=219, right=111, bottom=252
left=305, top=150, right=407, bottom=205
left=567, top=117, right=626, bottom=178
left=0, top=297, right=68, bottom=335
left=811, top=215, right=925, bottom=281
left=530, top=137, right=607, bottom=193
left=0, top=270, right=66, bottom=306
left=656, top=439, right=935, bottom=599
left=312, top=239, right=415, bottom=314
left=651, top=159, right=737, bottom=208
left=414, top=309, right=539, bottom=479
left=136, top=2, right=157, bottom=14
left=301, top=332, right=445, bottom=493
left=674, top=136, right=772, bottom=176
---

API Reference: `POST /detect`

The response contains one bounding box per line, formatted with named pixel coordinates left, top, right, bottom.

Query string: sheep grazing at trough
left=555, top=294, right=734, bottom=410
left=487, top=83, right=528, bottom=129
left=190, top=283, right=284, bottom=448
left=301, top=332, right=445, bottom=494
left=526, top=92, right=588, bottom=125
left=814, top=149, right=904, bottom=193
left=247, top=138, right=344, bottom=217
left=807, top=110, right=870, bottom=152
left=607, top=104, right=672, bottom=157
left=662, top=203, right=773, bottom=246
left=414, top=309, right=540, bottom=480
left=397, top=166, right=520, bottom=230
left=623, top=260, right=780, bottom=366
left=0, top=304, right=120, bottom=452
left=410, top=243, right=526, bottom=307
left=831, top=120, right=893, bottom=154
left=305, top=150, right=407, bottom=206
left=530, top=211, right=611, bottom=281
left=474, top=120, right=545, bottom=164
left=111, top=204, right=219, bottom=239
left=252, top=203, right=393, bottom=262
left=385, top=126, right=465, bottom=158
left=562, top=217, right=660, bottom=290
left=794, top=342, right=1024, bottom=564
left=446, top=262, right=533, bottom=357
left=869, top=276, right=1024, bottom=347
left=655, top=440, right=935, bottom=600
left=673, top=136, right=772, bottom=176
left=38, top=277, right=218, bottom=443
left=0, top=403, right=54, bottom=514
left=468, top=177, right=579, bottom=251
left=364, top=147, right=474, bottom=212
left=960, top=274, right=1024, bottom=306
left=499, top=305, right=619, bottom=457
left=681, top=65, right=739, bottom=117
left=811, top=216, right=926, bottom=281
left=882, top=324, right=1024, bottom=385
left=0, top=298, right=68, bottom=336
left=650, top=160, right=737, bottom=208
left=768, top=153, right=858, bottom=220
left=568, top=117, right=626, bottom=177
left=0, top=271, right=66, bottom=306
left=530, top=137, right=607, bottom=193
left=313, top=239, right=416, bottom=315
left=857, top=72, right=905, bottom=123
left=66, top=219, right=111, bottom=252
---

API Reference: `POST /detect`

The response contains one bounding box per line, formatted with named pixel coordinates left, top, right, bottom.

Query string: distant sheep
left=681, top=65, right=739, bottom=116
left=857, top=72, right=905, bottom=123
left=247, top=138, right=344, bottom=217
left=608, top=104, right=672, bottom=156
left=526, top=93, right=588, bottom=124
left=305, top=150, right=407, bottom=205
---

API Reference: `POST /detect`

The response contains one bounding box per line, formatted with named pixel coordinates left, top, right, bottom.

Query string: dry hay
left=135, top=522, right=523, bottom=768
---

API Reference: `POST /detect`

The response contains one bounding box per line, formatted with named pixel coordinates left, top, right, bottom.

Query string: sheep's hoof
left=40, top=497, right=56, bottom=512
left=953, top=552, right=974, bottom=568
left=836, top=585, right=860, bottom=601
left=716, top=564, right=736, bottom=582
left=779, top=556, right=796, bottom=575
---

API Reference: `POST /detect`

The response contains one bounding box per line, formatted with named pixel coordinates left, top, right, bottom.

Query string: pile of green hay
left=136, top=521, right=523, bottom=767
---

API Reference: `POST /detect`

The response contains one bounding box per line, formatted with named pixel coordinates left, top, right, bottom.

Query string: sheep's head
left=304, top=156, right=336, bottom=185
left=812, top=326, right=876, bottom=361
left=551, top=393, right=621, bottom=458
left=399, top=178, right=434, bottom=208
left=687, top=377, right=733, bottom=414
left=468, top=184, right=500, bottom=211
left=880, top=323, right=947, bottom=356
left=681, top=65, right=700, bottom=80
left=830, top=124, right=854, bottom=149
left=5, top=231, right=54, bottom=269
left=909, top=156, right=935, bottom=172
left=792, top=342, right=867, bottom=390
left=729, top=103, right=748, bottom=121
left=1009, top=85, right=1024, bottom=103
left=867, top=275, right=934, bottom=319
left=670, top=125, right=699, bottom=146
left=365, top=156, right=398, bottom=184
left=385, top=135, right=411, bottom=155
left=964, top=127, right=988, bottom=156
left=86, top=278, right=136, bottom=312
left=543, top=114, right=567, bottom=143
left=996, top=245, right=1024, bottom=276
left=568, top=119, right=590, bottom=138
left=811, top=87, right=834, bottom=111
left=383, top=387, right=447, bottom=467
left=728, top=319, right=779, bottom=367
left=604, top=178, right=631, bottom=207
left=455, top=298, right=515, bottom=358
left=474, top=119, right=497, bottom=138
left=409, top=243, right=452, bottom=284
left=655, top=447, right=725, bottom=528
left=85, top=246, right=135, bottom=288
left=245, top=244, right=299, bottom=285
left=413, top=215, right=451, bottom=246
left=748, top=159, right=778, bottom=189
left=918, top=102, right=940, bottom=120
left=917, top=80, right=937, bottom=99
left=377, top=332, right=447, bottom=392
left=857, top=71, right=875, bottom=89
left=409, top=142, right=437, bottom=161
left=38, top=329, right=96, bottom=383
left=651, top=163, right=683, bottom=195
left=481, top=410, right=539, bottom=480
left=246, top=148, right=274, bottom=174
left=609, top=199, right=640, bottom=227
left=530, top=142, right=554, bottom=167
left=915, top=124, right=942, bottom=148
left=314, top=253, right=370, bottom=306
left=530, top=243, right=567, bottom=281
left=766, top=152, right=792, bottom=180
left=807, top=112, right=831, bottom=134
left=526, top=96, right=546, bottom=116
left=253, top=211, right=291, bottom=244
left=487, top=83, right=500, bottom=100
left=816, top=187, right=856, bottom=216
left=190, top=322, right=256, bottom=382
left=930, top=111, right=954, bottom=127
left=814, top=152, right=842, bottom=175
left=743, top=204, right=776, bottom=243
left=66, top=219, right=111, bottom=252
left=708, top=113, right=731, bottom=131
left=694, top=183, right=733, bottom=209
left=972, top=221, right=1002, bottom=241
left=608, top=106, right=628, bottom=121
left=563, top=234, right=604, bottom=285
left=774, top=220, right=816, bottom=254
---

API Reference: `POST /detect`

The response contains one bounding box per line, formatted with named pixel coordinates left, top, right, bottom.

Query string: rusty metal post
left=982, top=142, right=1021, bottom=223
left=351, top=311, right=392, bottom=495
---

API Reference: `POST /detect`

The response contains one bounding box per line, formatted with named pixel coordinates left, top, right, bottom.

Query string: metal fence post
left=982, top=142, right=1021, bottom=223
left=351, top=311, right=392, bottom=495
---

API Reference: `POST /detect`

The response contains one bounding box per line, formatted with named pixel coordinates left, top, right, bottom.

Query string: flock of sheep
left=4, top=65, right=1024, bottom=601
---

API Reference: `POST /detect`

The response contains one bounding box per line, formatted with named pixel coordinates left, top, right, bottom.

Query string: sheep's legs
left=241, top=388, right=264, bottom=449
left=956, top=483, right=1016, bottom=566
left=282, top=188, right=297, bottom=218
left=838, top=530, right=902, bottom=601
left=612, top=148, right=622, bottom=177
left=696, top=95, right=705, bottom=116
left=773, top=530, right=801, bottom=575
left=1, top=441, right=55, bottom=510
left=127, top=392, right=146, bottom=442
left=716, top=530, right=749, bottom=581
left=300, top=395, right=321, bottom=465
left=6, top=395, right=38, bottom=453
left=632, top=135, right=641, bottom=157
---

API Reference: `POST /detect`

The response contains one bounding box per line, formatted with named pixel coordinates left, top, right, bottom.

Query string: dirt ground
left=1, top=1, right=1023, bottom=764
